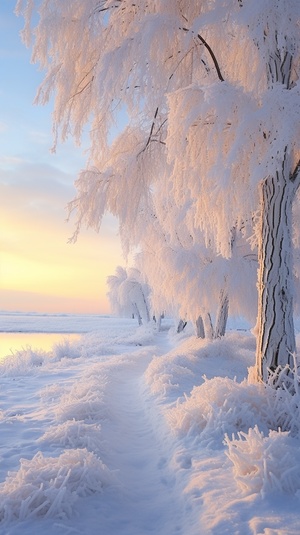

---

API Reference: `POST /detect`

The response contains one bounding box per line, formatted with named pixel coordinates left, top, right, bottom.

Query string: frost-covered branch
left=180, top=26, right=224, bottom=82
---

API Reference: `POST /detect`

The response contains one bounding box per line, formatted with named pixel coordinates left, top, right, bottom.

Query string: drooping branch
left=69, top=75, right=95, bottom=101
left=144, top=106, right=158, bottom=149
left=196, top=33, right=224, bottom=82
left=137, top=108, right=167, bottom=157
left=180, top=27, right=224, bottom=82
left=92, top=5, right=225, bottom=83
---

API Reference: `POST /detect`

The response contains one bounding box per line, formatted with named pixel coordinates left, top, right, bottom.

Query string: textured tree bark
left=255, top=44, right=299, bottom=384
left=256, top=162, right=296, bottom=382
left=215, top=288, right=229, bottom=338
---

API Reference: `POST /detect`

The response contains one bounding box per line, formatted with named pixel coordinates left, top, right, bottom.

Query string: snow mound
left=167, top=375, right=300, bottom=447
left=123, top=324, right=157, bottom=345
left=0, top=449, right=113, bottom=522
left=39, top=383, right=64, bottom=403
left=0, top=347, right=48, bottom=377
left=225, top=426, right=300, bottom=496
left=56, top=376, right=109, bottom=422
left=145, top=333, right=254, bottom=400
left=38, top=420, right=102, bottom=452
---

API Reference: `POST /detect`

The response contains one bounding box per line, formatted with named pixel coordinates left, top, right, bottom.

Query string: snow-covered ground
left=1, top=315, right=300, bottom=534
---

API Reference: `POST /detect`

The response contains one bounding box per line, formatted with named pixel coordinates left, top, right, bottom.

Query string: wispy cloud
left=0, top=155, right=27, bottom=168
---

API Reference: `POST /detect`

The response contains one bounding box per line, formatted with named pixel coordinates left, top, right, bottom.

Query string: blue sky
left=0, top=2, right=123, bottom=314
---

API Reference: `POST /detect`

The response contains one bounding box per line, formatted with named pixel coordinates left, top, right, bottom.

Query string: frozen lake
left=0, top=312, right=138, bottom=360
left=0, top=312, right=99, bottom=359
left=0, top=312, right=108, bottom=334
left=0, top=332, right=81, bottom=359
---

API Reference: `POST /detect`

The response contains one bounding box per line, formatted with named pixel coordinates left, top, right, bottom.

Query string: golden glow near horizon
left=1, top=173, right=124, bottom=314
left=0, top=8, right=125, bottom=315
left=1, top=212, right=123, bottom=314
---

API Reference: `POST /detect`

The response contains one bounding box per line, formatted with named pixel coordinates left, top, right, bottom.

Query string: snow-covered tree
left=107, top=266, right=150, bottom=325
left=106, top=266, right=128, bottom=317
left=135, top=188, right=257, bottom=339
left=17, top=1, right=300, bottom=385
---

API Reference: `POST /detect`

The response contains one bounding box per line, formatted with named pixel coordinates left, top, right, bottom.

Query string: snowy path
left=0, top=327, right=197, bottom=535
left=73, top=339, right=189, bottom=535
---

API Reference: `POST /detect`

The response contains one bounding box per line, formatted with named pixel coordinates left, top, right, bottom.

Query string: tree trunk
left=256, top=163, right=297, bottom=382
left=215, top=288, right=229, bottom=338
left=153, top=314, right=163, bottom=331
left=133, top=303, right=143, bottom=326
left=177, top=319, right=187, bottom=333
left=203, top=312, right=214, bottom=340
left=141, top=290, right=150, bottom=323
left=255, top=44, right=300, bottom=384
left=195, top=315, right=205, bottom=338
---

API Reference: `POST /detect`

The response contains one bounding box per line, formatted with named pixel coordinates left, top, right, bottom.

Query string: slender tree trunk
left=215, top=288, right=229, bottom=338
left=141, top=290, right=150, bottom=323
left=133, top=303, right=143, bottom=326
left=256, top=161, right=297, bottom=382
left=177, top=319, right=187, bottom=333
left=195, top=315, right=205, bottom=338
left=153, top=313, right=163, bottom=331
left=203, top=312, right=214, bottom=340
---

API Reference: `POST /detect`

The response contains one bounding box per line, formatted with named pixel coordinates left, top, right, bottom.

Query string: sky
left=0, top=2, right=124, bottom=314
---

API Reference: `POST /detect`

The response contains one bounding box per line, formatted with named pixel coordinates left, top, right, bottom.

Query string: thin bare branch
left=180, top=27, right=224, bottom=82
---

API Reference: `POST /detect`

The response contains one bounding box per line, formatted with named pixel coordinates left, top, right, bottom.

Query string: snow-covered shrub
left=0, top=347, right=48, bottom=377
left=51, top=338, right=82, bottom=360
left=0, top=449, right=113, bottom=522
left=167, top=377, right=266, bottom=446
left=38, top=420, right=102, bottom=452
left=225, top=426, right=300, bottom=496
left=55, top=375, right=109, bottom=423
left=167, top=375, right=300, bottom=447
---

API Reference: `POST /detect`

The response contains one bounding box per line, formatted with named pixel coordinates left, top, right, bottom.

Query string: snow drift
left=0, top=449, right=113, bottom=522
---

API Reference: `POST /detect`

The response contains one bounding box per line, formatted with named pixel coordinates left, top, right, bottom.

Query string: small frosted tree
left=107, top=266, right=151, bottom=325
left=17, top=0, right=300, bottom=385
left=106, top=266, right=128, bottom=316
